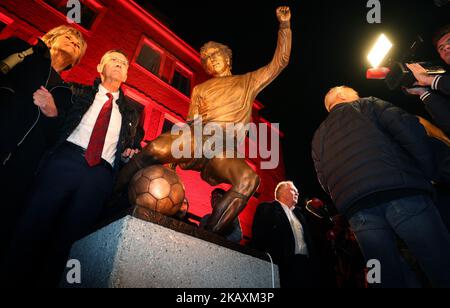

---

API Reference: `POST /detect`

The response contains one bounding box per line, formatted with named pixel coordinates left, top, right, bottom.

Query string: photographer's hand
left=406, top=63, right=435, bottom=87
left=403, top=86, right=428, bottom=96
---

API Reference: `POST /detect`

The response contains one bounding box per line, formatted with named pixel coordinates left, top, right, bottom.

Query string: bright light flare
left=368, top=34, right=393, bottom=68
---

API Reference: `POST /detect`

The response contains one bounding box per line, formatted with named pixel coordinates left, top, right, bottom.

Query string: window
left=172, top=69, right=191, bottom=97
left=170, top=62, right=193, bottom=97
left=161, top=118, right=175, bottom=134
left=133, top=37, right=194, bottom=97
left=0, top=21, right=6, bottom=33
left=43, top=0, right=99, bottom=30
left=0, top=12, right=13, bottom=35
left=136, top=43, right=162, bottom=76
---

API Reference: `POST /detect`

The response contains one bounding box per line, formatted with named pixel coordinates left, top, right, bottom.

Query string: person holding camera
left=406, top=24, right=450, bottom=133
left=406, top=25, right=450, bottom=234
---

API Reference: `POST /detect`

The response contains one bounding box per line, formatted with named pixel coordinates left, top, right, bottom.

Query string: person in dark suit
left=3, top=50, right=143, bottom=287
left=251, top=181, right=320, bottom=288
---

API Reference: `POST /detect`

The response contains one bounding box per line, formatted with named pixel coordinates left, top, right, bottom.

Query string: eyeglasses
left=106, top=57, right=129, bottom=67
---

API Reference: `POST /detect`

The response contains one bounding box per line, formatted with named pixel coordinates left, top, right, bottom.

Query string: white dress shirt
left=279, top=202, right=309, bottom=256
left=67, top=84, right=122, bottom=166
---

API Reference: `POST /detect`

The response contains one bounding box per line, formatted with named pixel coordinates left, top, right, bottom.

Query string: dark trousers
left=3, top=143, right=114, bottom=287
left=349, top=195, right=450, bottom=288
left=435, top=187, right=450, bottom=233
left=0, top=129, right=46, bottom=258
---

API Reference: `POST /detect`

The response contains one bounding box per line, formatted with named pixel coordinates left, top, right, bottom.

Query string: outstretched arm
left=252, top=6, right=292, bottom=93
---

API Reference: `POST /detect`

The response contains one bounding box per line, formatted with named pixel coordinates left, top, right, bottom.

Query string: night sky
left=136, top=0, right=450, bottom=203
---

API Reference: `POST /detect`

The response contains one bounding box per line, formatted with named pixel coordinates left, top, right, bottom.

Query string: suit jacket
left=422, top=74, right=450, bottom=134
left=251, top=201, right=317, bottom=265
left=49, top=78, right=144, bottom=173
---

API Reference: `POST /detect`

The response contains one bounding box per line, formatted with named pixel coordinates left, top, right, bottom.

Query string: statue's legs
left=115, top=128, right=259, bottom=236
left=114, top=130, right=193, bottom=195
left=202, top=157, right=260, bottom=235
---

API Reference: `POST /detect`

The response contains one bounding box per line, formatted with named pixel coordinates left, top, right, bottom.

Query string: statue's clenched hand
left=276, top=6, right=291, bottom=23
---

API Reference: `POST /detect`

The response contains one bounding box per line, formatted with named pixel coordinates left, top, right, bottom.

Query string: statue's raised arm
left=251, top=6, right=292, bottom=94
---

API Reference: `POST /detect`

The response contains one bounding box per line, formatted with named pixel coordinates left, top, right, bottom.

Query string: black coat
left=0, top=37, right=72, bottom=196
left=49, top=78, right=143, bottom=173
left=251, top=201, right=317, bottom=265
left=312, top=97, right=436, bottom=216
left=422, top=75, right=450, bottom=134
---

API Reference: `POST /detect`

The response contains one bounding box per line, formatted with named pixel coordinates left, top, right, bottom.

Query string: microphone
left=305, top=198, right=332, bottom=222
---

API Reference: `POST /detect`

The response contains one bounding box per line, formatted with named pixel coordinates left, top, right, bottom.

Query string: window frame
left=132, top=35, right=166, bottom=79
left=36, top=0, right=106, bottom=35
left=158, top=113, right=184, bottom=136
left=132, top=35, right=195, bottom=100
left=170, top=61, right=194, bottom=98
left=0, top=11, right=14, bottom=35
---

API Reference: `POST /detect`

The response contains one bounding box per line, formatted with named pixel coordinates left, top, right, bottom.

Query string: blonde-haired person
left=4, top=50, right=143, bottom=287
left=41, top=25, right=87, bottom=69
left=0, top=25, right=87, bottom=256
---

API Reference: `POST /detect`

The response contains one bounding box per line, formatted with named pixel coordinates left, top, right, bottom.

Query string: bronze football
left=129, top=165, right=185, bottom=217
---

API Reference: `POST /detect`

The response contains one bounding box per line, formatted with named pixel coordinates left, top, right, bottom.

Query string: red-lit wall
left=0, top=0, right=286, bottom=241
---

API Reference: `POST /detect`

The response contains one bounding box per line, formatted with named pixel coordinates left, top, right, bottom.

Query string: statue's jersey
left=187, top=26, right=292, bottom=126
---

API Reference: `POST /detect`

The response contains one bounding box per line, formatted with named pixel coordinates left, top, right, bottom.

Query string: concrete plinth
left=61, top=216, right=279, bottom=288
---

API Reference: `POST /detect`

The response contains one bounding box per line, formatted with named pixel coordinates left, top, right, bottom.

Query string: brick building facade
left=0, top=0, right=287, bottom=240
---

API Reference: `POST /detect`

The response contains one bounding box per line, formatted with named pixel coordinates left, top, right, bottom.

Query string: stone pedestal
left=61, top=216, right=279, bottom=288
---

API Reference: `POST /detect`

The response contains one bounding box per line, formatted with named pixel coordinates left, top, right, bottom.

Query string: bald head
left=324, top=86, right=360, bottom=112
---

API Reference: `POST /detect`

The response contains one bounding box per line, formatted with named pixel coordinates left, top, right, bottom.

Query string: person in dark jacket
left=251, top=181, right=321, bottom=288
left=405, top=24, right=450, bottom=133
left=312, top=86, right=450, bottom=288
left=418, top=117, right=450, bottom=232
left=4, top=50, right=143, bottom=287
left=0, top=25, right=87, bottom=255
left=405, top=24, right=450, bottom=245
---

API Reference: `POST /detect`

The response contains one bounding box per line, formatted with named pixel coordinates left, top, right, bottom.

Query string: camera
left=386, top=61, right=446, bottom=90
left=384, top=36, right=446, bottom=90
left=434, top=0, right=450, bottom=7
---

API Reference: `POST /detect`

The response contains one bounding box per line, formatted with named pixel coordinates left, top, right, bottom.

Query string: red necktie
left=85, top=93, right=114, bottom=167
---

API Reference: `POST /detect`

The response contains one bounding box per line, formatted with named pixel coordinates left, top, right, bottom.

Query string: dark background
left=136, top=0, right=450, bottom=202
